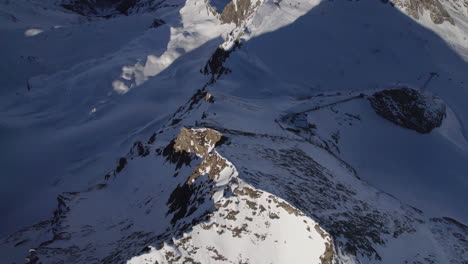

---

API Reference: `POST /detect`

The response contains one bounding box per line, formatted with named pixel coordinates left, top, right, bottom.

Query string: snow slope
left=0, top=0, right=225, bottom=236
left=219, top=0, right=468, bottom=222
left=0, top=0, right=467, bottom=263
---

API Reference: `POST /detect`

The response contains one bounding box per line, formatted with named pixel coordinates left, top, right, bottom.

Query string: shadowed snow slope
left=0, top=0, right=467, bottom=263
left=221, top=0, right=468, bottom=222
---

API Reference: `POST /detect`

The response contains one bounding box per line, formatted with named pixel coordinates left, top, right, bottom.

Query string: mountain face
left=0, top=0, right=467, bottom=263
left=59, top=0, right=183, bottom=17
left=59, top=0, right=136, bottom=16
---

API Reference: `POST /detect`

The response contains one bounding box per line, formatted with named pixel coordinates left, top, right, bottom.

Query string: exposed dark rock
left=215, top=135, right=229, bottom=147
left=187, top=89, right=208, bottom=112
left=139, top=246, right=152, bottom=254
left=61, top=0, right=122, bottom=16
left=115, top=0, right=138, bottom=15
left=170, top=118, right=182, bottom=126
left=60, top=0, right=166, bottom=17
left=162, top=140, right=194, bottom=170
left=115, top=157, right=127, bottom=173
left=167, top=184, right=195, bottom=224
left=286, top=127, right=301, bottom=134
left=105, top=152, right=134, bottom=179
left=148, top=133, right=157, bottom=144
left=150, top=18, right=165, bottom=28
left=13, top=239, right=29, bottom=247
left=368, top=88, right=446, bottom=133
left=52, top=194, right=73, bottom=227
left=166, top=181, right=210, bottom=225
left=130, top=141, right=150, bottom=157
left=202, top=42, right=240, bottom=83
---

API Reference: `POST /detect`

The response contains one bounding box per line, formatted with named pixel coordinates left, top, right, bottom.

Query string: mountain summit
left=0, top=0, right=467, bottom=263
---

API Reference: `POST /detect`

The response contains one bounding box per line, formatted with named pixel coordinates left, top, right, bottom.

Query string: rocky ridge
left=391, top=0, right=455, bottom=25
left=129, top=127, right=334, bottom=263
left=0, top=0, right=467, bottom=263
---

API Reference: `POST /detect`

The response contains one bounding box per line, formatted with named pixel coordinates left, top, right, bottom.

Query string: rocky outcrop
left=173, top=127, right=222, bottom=158
left=368, top=88, right=446, bottom=133
left=392, top=0, right=455, bottom=25
left=149, top=18, right=165, bottom=28
left=202, top=42, right=241, bottom=83
left=171, top=127, right=232, bottom=184
left=129, top=127, right=335, bottom=264
left=220, top=0, right=261, bottom=25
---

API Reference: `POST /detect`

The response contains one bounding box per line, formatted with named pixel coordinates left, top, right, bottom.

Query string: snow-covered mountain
left=0, top=0, right=467, bottom=263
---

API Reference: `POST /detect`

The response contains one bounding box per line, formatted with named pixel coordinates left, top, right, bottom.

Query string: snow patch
left=112, top=80, right=129, bottom=94
left=24, top=28, right=43, bottom=37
